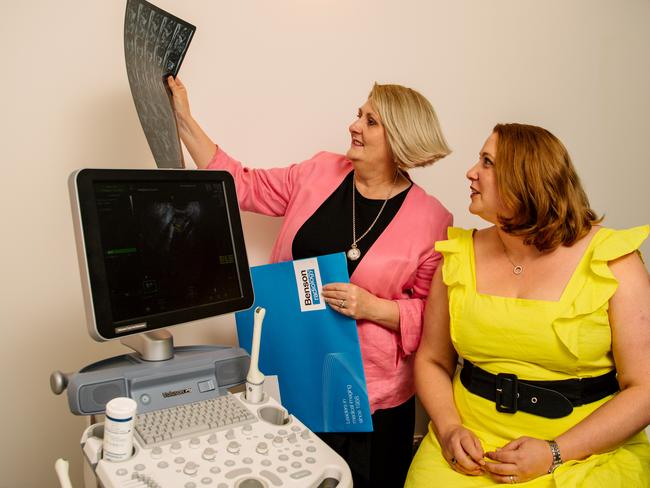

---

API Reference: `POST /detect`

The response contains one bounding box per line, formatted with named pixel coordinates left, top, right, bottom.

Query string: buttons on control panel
left=198, top=379, right=215, bottom=393
left=97, top=392, right=350, bottom=487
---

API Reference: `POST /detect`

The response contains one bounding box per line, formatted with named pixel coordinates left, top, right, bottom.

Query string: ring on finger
left=450, top=456, right=457, bottom=465
left=509, top=475, right=516, bottom=484
left=339, top=299, right=345, bottom=308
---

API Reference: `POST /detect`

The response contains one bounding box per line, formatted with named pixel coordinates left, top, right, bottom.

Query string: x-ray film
left=124, top=0, right=195, bottom=168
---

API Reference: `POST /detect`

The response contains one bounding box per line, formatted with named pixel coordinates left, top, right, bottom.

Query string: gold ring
left=450, top=457, right=457, bottom=465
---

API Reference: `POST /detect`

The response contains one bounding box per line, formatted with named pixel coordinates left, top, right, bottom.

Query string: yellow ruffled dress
left=406, top=226, right=650, bottom=487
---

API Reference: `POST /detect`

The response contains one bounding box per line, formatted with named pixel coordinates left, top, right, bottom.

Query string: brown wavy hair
left=493, top=123, right=602, bottom=252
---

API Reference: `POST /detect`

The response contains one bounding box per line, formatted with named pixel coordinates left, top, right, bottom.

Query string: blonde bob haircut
left=368, top=83, right=451, bottom=170
left=493, top=123, right=602, bottom=252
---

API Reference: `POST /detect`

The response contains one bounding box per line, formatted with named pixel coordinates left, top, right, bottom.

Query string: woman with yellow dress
left=405, top=123, right=650, bottom=486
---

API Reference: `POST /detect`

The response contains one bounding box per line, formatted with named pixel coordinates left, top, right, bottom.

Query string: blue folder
left=235, top=253, right=373, bottom=432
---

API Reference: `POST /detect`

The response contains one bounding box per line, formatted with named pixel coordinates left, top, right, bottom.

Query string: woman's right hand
left=164, top=76, right=218, bottom=168
left=167, top=76, right=192, bottom=124
left=438, top=424, right=486, bottom=476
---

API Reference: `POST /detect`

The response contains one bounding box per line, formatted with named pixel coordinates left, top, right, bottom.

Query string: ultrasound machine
left=51, top=168, right=352, bottom=488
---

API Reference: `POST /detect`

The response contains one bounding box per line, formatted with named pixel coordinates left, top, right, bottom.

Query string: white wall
left=2, top=1, right=649, bottom=486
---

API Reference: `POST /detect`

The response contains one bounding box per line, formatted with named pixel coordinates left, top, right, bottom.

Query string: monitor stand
left=120, top=329, right=174, bottom=361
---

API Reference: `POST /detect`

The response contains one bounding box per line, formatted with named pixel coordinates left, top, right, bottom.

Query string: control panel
left=82, top=392, right=351, bottom=488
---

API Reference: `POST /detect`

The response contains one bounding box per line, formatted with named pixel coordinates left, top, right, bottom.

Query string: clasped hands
left=441, top=426, right=554, bottom=483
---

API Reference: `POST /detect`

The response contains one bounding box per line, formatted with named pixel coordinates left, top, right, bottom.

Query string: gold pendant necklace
left=347, top=171, right=399, bottom=261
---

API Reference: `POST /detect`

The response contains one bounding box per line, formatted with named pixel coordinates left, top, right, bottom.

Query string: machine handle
left=50, top=371, right=70, bottom=395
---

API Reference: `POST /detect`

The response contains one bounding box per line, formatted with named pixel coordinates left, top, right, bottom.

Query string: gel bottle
left=103, top=397, right=137, bottom=462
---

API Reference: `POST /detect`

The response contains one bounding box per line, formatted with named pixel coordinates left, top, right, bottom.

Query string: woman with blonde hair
left=406, top=123, right=650, bottom=486
left=168, top=77, right=453, bottom=487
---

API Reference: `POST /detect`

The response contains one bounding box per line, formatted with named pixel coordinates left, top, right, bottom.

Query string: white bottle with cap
left=103, top=397, right=137, bottom=462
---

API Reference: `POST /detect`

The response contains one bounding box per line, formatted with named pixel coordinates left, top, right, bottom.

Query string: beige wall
left=2, top=1, right=649, bottom=486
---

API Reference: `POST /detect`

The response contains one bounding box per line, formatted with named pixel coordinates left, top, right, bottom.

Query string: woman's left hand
left=322, top=283, right=376, bottom=320
left=483, top=436, right=554, bottom=484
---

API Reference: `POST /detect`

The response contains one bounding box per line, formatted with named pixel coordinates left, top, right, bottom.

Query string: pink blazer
left=208, top=148, right=452, bottom=412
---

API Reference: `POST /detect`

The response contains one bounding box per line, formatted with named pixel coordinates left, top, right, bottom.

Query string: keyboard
left=135, top=394, right=256, bottom=447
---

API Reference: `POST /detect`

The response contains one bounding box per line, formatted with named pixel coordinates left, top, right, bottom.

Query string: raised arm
left=167, top=76, right=218, bottom=168
left=415, top=266, right=485, bottom=476
left=167, top=75, right=302, bottom=217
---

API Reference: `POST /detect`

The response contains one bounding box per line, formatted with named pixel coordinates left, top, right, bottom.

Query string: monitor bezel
left=70, top=168, right=254, bottom=342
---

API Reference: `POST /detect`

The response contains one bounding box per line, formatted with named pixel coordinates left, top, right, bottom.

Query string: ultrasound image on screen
left=94, top=181, right=242, bottom=323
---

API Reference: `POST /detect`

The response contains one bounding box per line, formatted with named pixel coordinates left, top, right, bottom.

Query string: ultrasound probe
left=245, top=306, right=266, bottom=403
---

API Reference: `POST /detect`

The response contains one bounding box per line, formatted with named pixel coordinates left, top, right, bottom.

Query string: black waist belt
left=460, top=360, right=619, bottom=419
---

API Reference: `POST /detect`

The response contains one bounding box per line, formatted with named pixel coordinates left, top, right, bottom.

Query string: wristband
left=546, top=440, right=563, bottom=473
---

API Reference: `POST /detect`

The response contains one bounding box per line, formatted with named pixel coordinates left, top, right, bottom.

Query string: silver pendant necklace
left=496, top=230, right=524, bottom=275
left=510, top=262, right=524, bottom=276
left=347, top=171, right=399, bottom=261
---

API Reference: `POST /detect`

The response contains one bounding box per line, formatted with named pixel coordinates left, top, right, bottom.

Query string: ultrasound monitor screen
left=71, top=169, right=254, bottom=341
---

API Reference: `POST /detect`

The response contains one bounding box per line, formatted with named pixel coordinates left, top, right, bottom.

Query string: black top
left=292, top=171, right=411, bottom=276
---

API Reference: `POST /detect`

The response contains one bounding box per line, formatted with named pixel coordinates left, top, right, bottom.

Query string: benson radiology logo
left=293, top=258, right=326, bottom=312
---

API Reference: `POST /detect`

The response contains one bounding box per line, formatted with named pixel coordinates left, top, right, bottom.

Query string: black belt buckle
left=495, top=373, right=519, bottom=413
